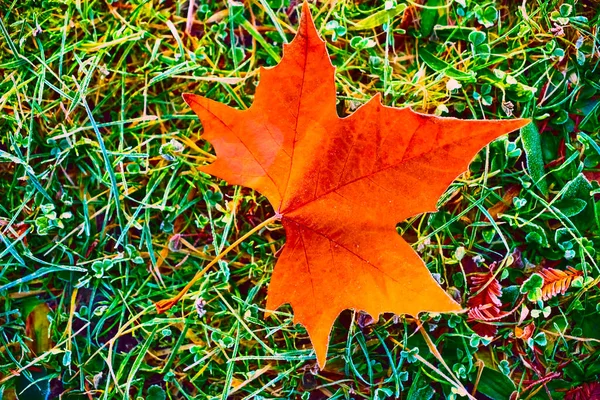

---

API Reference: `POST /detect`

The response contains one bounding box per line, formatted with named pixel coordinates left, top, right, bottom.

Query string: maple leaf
left=182, top=3, right=529, bottom=367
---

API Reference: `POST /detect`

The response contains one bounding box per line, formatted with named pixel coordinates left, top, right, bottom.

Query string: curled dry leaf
left=539, top=266, right=582, bottom=301
left=468, top=272, right=503, bottom=312
left=514, top=322, right=535, bottom=341
left=0, top=219, right=30, bottom=247
left=467, top=271, right=505, bottom=337
left=26, top=303, right=53, bottom=355
left=467, top=269, right=524, bottom=338
left=486, top=184, right=521, bottom=220
left=179, top=3, right=529, bottom=367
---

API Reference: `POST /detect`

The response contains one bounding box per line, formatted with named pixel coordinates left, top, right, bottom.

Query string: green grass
left=0, top=0, right=599, bottom=399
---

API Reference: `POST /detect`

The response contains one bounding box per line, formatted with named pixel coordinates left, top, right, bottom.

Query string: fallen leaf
left=25, top=302, right=53, bottom=355
left=467, top=270, right=508, bottom=337
left=0, top=220, right=30, bottom=247
left=182, top=3, right=529, bottom=367
left=486, top=184, right=521, bottom=220
left=514, top=322, right=536, bottom=342
left=468, top=272, right=503, bottom=313
left=538, top=266, right=582, bottom=301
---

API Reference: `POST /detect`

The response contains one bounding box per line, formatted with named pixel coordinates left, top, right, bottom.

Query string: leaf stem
left=155, top=214, right=282, bottom=313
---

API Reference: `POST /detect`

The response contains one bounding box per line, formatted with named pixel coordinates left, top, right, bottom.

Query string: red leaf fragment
left=539, top=266, right=582, bottom=301
left=565, top=382, right=600, bottom=400
left=467, top=271, right=511, bottom=337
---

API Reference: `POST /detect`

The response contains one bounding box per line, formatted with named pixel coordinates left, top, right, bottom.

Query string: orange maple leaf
left=182, top=3, right=529, bottom=367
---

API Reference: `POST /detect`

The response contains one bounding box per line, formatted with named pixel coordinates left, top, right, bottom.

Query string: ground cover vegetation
left=0, top=0, right=599, bottom=399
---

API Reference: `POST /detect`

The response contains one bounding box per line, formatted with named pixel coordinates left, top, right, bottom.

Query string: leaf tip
left=315, top=349, right=328, bottom=371
left=308, top=326, right=332, bottom=370
left=181, top=93, right=197, bottom=106
left=298, top=0, right=320, bottom=41
left=301, top=1, right=310, bottom=15
left=513, top=117, right=532, bottom=127
left=372, top=92, right=383, bottom=103
left=518, top=118, right=533, bottom=129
